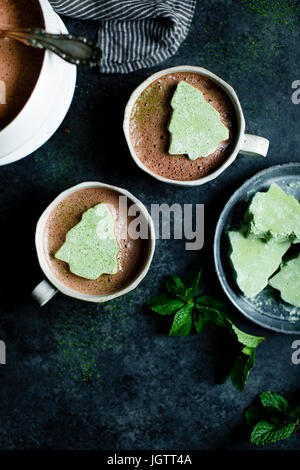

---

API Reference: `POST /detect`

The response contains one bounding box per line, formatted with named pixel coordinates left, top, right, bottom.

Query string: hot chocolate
left=0, top=0, right=44, bottom=130
left=129, top=72, right=237, bottom=181
left=43, top=186, right=151, bottom=296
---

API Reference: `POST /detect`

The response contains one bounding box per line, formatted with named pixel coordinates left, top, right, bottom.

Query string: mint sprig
left=146, top=262, right=265, bottom=392
left=245, top=391, right=300, bottom=446
left=146, top=293, right=185, bottom=315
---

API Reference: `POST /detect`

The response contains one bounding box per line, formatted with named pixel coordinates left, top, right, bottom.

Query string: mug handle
left=240, top=134, right=269, bottom=158
left=32, top=280, right=58, bottom=306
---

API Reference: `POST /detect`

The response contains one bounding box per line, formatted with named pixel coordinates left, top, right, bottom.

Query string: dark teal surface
left=0, top=0, right=300, bottom=450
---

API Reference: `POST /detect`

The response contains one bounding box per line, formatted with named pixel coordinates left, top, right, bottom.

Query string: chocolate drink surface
left=129, top=72, right=237, bottom=181
left=43, top=187, right=151, bottom=296
left=0, top=0, right=44, bottom=130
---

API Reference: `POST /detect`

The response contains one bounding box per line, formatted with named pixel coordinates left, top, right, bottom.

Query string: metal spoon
left=0, top=28, right=102, bottom=67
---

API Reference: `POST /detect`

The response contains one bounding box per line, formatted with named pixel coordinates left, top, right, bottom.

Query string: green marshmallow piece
left=168, top=81, right=229, bottom=160
left=269, top=254, right=300, bottom=307
left=228, top=230, right=291, bottom=298
left=55, top=203, right=119, bottom=280
left=248, top=183, right=300, bottom=243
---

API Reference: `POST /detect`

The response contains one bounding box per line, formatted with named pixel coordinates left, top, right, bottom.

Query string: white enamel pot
left=0, top=0, right=77, bottom=166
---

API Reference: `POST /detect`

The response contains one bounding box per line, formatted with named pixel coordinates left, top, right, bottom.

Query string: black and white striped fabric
left=49, top=0, right=196, bottom=73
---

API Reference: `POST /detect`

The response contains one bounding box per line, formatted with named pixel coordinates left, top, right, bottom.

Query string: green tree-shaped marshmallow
left=168, top=81, right=229, bottom=160
left=269, top=254, right=300, bottom=307
left=55, top=203, right=119, bottom=280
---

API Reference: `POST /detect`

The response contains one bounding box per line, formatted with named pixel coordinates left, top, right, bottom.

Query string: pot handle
left=240, top=134, right=269, bottom=158
left=32, top=279, right=58, bottom=306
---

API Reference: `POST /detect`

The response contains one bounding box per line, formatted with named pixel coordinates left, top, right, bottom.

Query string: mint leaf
left=195, top=297, right=228, bottom=328
left=146, top=294, right=185, bottom=315
left=241, top=346, right=253, bottom=356
left=259, top=391, right=289, bottom=415
left=230, top=349, right=256, bottom=392
left=230, top=323, right=265, bottom=348
left=290, top=406, right=300, bottom=420
left=196, top=295, right=227, bottom=312
left=193, top=310, right=203, bottom=333
left=166, top=275, right=187, bottom=300
left=219, top=323, right=264, bottom=392
left=251, top=420, right=295, bottom=446
left=169, top=304, right=193, bottom=336
left=183, top=261, right=203, bottom=300
left=245, top=406, right=266, bottom=426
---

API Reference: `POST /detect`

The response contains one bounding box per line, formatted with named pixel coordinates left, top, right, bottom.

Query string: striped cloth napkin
left=49, top=0, right=196, bottom=73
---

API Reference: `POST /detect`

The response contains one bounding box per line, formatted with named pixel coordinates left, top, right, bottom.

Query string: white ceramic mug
left=123, top=65, right=269, bottom=187
left=0, top=0, right=77, bottom=166
left=32, top=182, right=156, bottom=306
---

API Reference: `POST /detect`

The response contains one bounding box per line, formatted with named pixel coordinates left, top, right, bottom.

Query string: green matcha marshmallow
left=269, top=254, right=300, bottom=308
left=228, top=230, right=290, bottom=298
left=168, top=81, right=229, bottom=160
left=55, top=203, right=119, bottom=280
left=248, top=183, right=300, bottom=243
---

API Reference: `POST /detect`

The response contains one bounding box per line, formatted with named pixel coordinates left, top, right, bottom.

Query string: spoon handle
left=1, top=28, right=102, bottom=67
